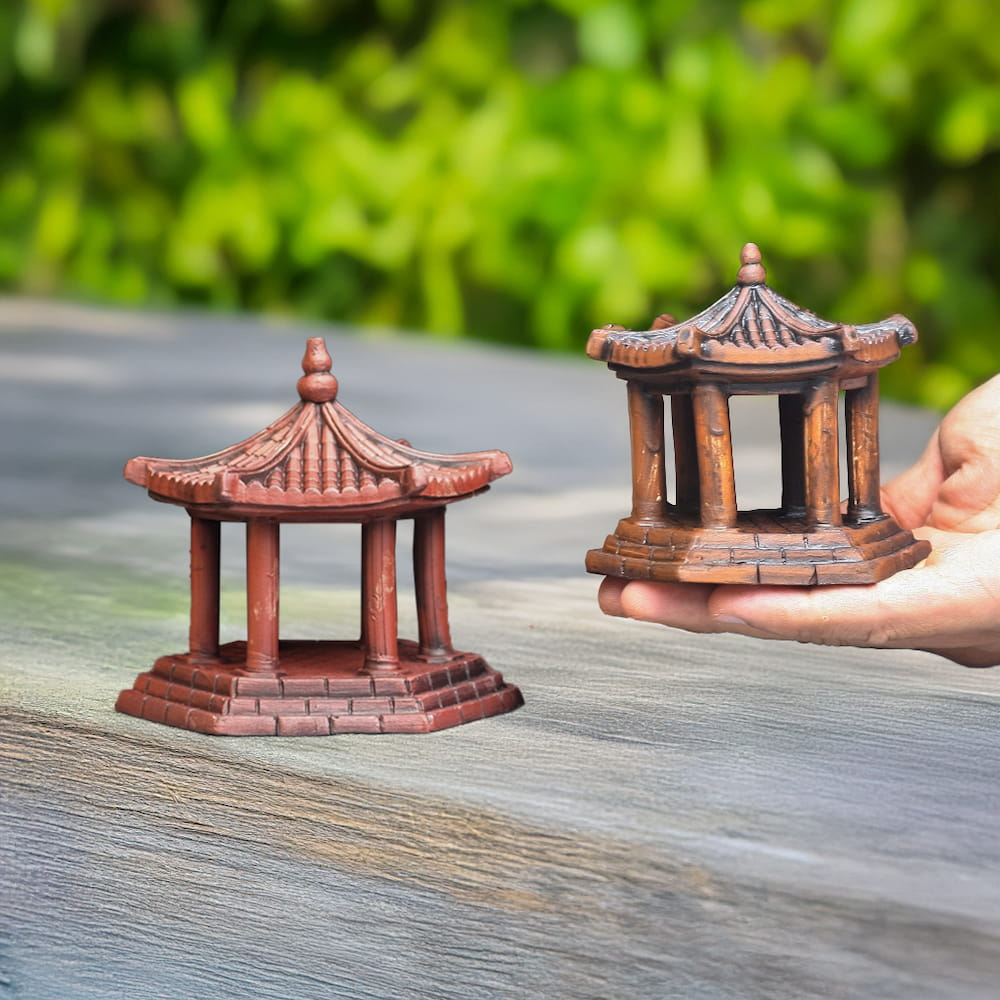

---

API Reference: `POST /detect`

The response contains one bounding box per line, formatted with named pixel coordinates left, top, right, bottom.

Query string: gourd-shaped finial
left=297, top=338, right=338, bottom=403
left=736, top=242, right=766, bottom=285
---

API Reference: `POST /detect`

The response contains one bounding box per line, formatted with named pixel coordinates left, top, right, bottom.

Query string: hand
left=599, top=374, right=1000, bottom=667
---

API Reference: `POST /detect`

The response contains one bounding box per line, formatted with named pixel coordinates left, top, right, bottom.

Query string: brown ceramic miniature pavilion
left=586, top=244, right=930, bottom=586
left=116, top=338, right=523, bottom=735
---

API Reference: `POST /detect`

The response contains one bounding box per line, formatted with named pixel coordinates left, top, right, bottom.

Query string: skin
left=599, top=374, right=1000, bottom=667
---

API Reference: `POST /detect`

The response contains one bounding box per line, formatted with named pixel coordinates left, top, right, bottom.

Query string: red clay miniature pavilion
left=586, top=244, right=930, bottom=586
left=116, top=338, right=523, bottom=735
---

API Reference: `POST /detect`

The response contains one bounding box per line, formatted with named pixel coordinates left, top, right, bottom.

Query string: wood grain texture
left=1, top=302, right=997, bottom=999
left=627, top=381, right=668, bottom=523
left=692, top=382, right=738, bottom=528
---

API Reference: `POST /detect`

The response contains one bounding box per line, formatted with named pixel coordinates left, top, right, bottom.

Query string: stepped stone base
left=587, top=510, right=930, bottom=586
left=116, top=639, right=523, bottom=735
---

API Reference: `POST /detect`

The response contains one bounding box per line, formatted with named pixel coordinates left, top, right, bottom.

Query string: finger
left=882, top=428, right=944, bottom=529
left=707, top=583, right=904, bottom=646
left=597, top=576, right=629, bottom=617
left=614, top=580, right=719, bottom=632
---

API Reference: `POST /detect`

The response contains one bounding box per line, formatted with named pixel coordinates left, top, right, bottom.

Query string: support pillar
left=626, top=381, right=667, bottom=524
left=189, top=515, right=221, bottom=661
left=246, top=519, right=280, bottom=672
left=778, top=393, right=807, bottom=518
left=413, top=508, right=454, bottom=660
left=846, top=374, right=883, bottom=522
left=361, top=519, right=399, bottom=671
left=670, top=394, right=700, bottom=515
left=692, top=383, right=738, bottom=528
left=359, top=526, right=368, bottom=646
left=803, top=380, right=842, bottom=526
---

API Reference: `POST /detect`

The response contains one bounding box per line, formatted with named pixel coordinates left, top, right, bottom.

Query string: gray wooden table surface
left=2, top=300, right=997, bottom=1000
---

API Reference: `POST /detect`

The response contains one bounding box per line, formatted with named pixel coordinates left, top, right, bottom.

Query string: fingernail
left=715, top=614, right=749, bottom=627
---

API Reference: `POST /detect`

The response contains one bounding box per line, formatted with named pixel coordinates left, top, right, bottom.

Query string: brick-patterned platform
left=587, top=510, right=930, bottom=585
left=115, top=640, right=523, bottom=736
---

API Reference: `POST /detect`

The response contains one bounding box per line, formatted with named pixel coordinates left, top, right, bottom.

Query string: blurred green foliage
left=2, top=0, right=999, bottom=408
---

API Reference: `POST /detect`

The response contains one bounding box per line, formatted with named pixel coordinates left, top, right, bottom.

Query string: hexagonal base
left=586, top=510, right=930, bottom=585
left=115, top=639, right=523, bottom=735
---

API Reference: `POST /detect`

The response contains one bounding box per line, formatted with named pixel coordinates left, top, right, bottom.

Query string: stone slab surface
left=3, top=299, right=998, bottom=1000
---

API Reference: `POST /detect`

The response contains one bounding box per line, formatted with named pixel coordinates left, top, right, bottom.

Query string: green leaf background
left=3, top=0, right=999, bottom=408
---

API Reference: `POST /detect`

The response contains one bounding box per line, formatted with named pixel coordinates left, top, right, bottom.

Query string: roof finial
left=736, top=242, right=766, bottom=285
left=297, top=338, right=339, bottom=403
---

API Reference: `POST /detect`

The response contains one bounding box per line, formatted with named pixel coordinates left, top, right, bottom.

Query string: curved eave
left=146, top=486, right=496, bottom=523
left=124, top=399, right=512, bottom=513
left=329, top=401, right=513, bottom=494
left=587, top=312, right=917, bottom=375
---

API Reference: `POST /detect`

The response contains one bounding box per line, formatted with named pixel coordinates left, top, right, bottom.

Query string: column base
left=116, top=639, right=523, bottom=736
left=586, top=510, right=930, bottom=586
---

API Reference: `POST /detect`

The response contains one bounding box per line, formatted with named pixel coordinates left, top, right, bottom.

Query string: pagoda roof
left=586, top=244, right=918, bottom=378
left=125, top=339, right=511, bottom=518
